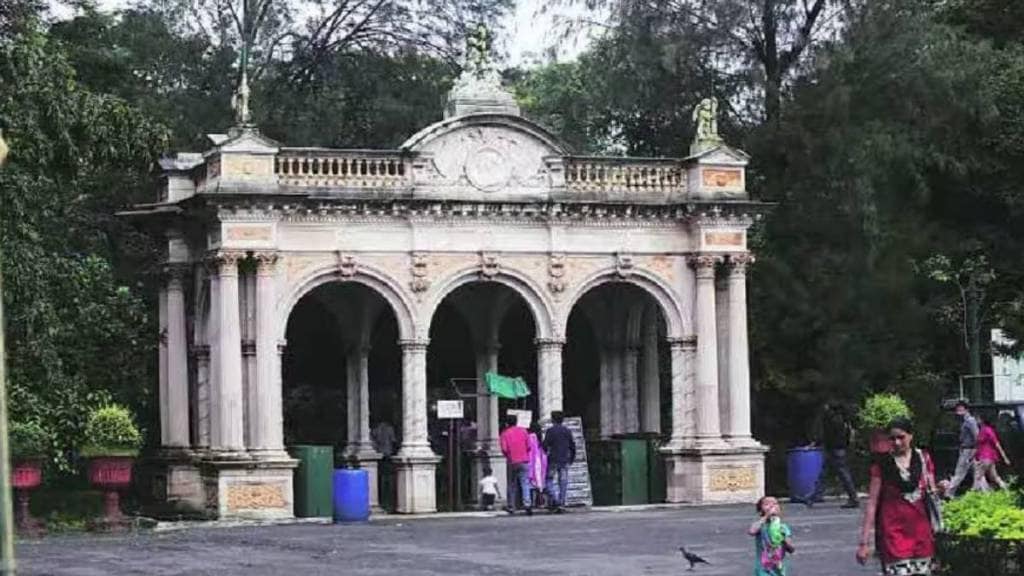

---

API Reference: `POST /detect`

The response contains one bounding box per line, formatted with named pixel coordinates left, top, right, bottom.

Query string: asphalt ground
left=16, top=502, right=880, bottom=575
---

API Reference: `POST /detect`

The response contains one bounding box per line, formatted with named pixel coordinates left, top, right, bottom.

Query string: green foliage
left=858, top=393, right=912, bottom=430
left=81, top=405, right=142, bottom=457
left=1, top=18, right=164, bottom=472
left=9, top=420, right=50, bottom=460
left=943, top=489, right=1024, bottom=539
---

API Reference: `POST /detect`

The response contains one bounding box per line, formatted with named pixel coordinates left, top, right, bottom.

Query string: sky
left=48, top=0, right=600, bottom=67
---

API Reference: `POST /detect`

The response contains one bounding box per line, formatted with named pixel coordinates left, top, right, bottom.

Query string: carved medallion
left=465, top=147, right=511, bottom=192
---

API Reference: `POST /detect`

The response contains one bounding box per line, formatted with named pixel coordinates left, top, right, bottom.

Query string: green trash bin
left=619, top=438, right=649, bottom=505
left=290, top=445, right=333, bottom=517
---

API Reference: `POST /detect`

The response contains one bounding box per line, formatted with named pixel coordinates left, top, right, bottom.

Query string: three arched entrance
left=279, top=264, right=684, bottom=511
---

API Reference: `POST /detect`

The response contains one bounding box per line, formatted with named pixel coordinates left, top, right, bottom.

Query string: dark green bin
left=290, top=445, right=333, bottom=517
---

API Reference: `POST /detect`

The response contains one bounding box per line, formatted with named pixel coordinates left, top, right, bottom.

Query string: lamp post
left=0, top=128, right=17, bottom=575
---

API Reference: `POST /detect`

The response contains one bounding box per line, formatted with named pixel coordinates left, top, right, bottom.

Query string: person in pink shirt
left=499, top=414, right=532, bottom=515
left=973, top=414, right=1010, bottom=491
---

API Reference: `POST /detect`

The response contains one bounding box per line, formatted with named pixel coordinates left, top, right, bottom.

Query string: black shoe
left=554, top=507, right=566, bottom=514
left=525, top=508, right=533, bottom=516
left=841, top=500, right=859, bottom=509
left=504, top=506, right=515, bottom=515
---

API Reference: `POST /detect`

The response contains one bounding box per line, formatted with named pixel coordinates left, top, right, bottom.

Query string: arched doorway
left=282, top=281, right=402, bottom=510
left=426, top=282, right=539, bottom=510
left=564, top=282, right=670, bottom=505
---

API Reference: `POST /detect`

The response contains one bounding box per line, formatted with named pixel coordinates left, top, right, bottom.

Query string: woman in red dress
left=856, top=417, right=936, bottom=575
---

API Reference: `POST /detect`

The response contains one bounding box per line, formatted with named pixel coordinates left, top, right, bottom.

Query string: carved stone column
left=716, top=275, right=731, bottom=439
left=251, top=252, right=286, bottom=457
left=640, top=309, right=661, bottom=434
left=208, top=251, right=247, bottom=455
left=599, top=344, right=613, bottom=439
left=472, top=342, right=504, bottom=505
left=345, top=346, right=375, bottom=454
left=536, top=337, right=565, bottom=422
left=623, top=345, right=640, bottom=433
left=158, top=284, right=169, bottom=448
left=690, top=254, right=724, bottom=446
left=194, top=345, right=211, bottom=450
left=164, top=263, right=191, bottom=450
left=726, top=253, right=755, bottom=444
left=610, top=346, right=625, bottom=436
left=666, top=337, right=696, bottom=448
left=395, top=338, right=439, bottom=513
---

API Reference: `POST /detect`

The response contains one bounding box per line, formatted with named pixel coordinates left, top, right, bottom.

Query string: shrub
left=858, top=393, right=912, bottom=430
left=9, top=421, right=50, bottom=460
left=80, top=405, right=142, bottom=458
left=943, top=489, right=1024, bottom=540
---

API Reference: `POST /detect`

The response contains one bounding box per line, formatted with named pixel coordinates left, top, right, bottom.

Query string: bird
left=678, top=546, right=710, bottom=571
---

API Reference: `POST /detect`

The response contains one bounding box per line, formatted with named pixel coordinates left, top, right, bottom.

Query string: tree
left=1, top=17, right=167, bottom=470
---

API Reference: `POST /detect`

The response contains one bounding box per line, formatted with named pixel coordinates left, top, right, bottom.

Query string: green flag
left=485, top=372, right=531, bottom=399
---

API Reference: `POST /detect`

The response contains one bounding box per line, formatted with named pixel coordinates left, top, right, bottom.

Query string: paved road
left=16, top=503, right=879, bottom=575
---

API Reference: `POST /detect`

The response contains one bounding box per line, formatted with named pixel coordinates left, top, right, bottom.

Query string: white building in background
left=992, top=329, right=1024, bottom=402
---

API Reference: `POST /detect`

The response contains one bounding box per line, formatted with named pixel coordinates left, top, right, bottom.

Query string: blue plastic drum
left=332, top=468, right=370, bottom=522
left=786, top=446, right=824, bottom=503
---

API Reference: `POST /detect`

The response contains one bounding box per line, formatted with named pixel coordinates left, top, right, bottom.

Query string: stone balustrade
left=564, top=157, right=685, bottom=196
left=275, top=149, right=409, bottom=189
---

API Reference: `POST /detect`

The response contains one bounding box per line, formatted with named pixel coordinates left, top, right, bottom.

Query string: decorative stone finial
left=690, top=97, right=724, bottom=155
left=445, top=24, right=520, bottom=118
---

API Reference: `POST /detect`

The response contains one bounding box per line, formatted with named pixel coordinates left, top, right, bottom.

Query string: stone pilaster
left=194, top=345, right=211, bottom=450
left=623, top=345, right=640, bottom=433
left=208, top=250, right=247, bottom=456
left=395, top=338, right=439, bottom=514
left=251, top=252, right=286, bottom=457
left=689, top=254, right=725, bottom=447
left=640, top=310, right=661, bottom=434
left=716, top=275, right=730, bottom=440
left=599, top=345, right=614, bottom=439
left=158, top=285, right=169, bottom=448
left=666, top=337, right=696, bottom=448
left=164, top=263, right=191, bottom=450
left=536, top=337, right=565, bottom=422
left=725, top=253, right=755, bottom=445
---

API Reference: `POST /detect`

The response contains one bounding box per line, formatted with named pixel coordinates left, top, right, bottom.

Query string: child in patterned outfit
left=749, top=496, right=795, bottom=576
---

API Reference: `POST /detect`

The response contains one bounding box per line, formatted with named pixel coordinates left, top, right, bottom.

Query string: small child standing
left=748, top=496, right=795, bottom=576
left=478, top=467, right=501, bottom=511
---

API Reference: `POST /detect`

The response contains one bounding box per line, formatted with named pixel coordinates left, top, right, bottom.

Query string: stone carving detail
left=687, top=254, right=722, bottom=278
left=547, top=253, right=566, bottom=294
left=728, top=253, right=755, bottom=276
left=206, top=250, right=246, bottom=274
left=615, top=253, right=634, bottom=278
left=418, top=126, right=549, bottom=196
left=226, top=482, right=287, bottom=510
left=409, top=252, right=430, bottom=293
left=479, top=252, right=500, bottom=279
left=252, top=251, right=279, bottom=273
left=336, top=253, right=357, bottom=277
left=708, top=467, right=757, bottom=492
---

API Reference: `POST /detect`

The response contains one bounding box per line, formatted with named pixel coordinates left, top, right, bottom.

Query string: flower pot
left=869, top=428, right=892, bottom=455
left=11, top=459, right=44, bottom=536
left=87, top=456, right=135, bottom=532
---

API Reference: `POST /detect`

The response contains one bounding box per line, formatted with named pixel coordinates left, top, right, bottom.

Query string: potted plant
left=858, top=393, right=911, bottom=454
left=9, top=420, right=49, bottom=536
left=80, top=404, right=142, bottom=531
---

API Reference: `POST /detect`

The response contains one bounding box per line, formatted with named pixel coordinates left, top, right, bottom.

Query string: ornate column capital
left=727, top=253, right=755, bottom=277
left=163, top=262, right=190, bottom=288
left=666, top=336, right=697, bottom=351
left=687, top=254, right=723, bottom=279
left=398, top=338, right=430, bottom=352
left=252, top=251, right=279, bottom=275
left=206, top=250, right=246, bottom=275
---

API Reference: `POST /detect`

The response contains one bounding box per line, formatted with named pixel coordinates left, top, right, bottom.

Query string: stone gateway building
left=127, top=53, right=767, bottom=519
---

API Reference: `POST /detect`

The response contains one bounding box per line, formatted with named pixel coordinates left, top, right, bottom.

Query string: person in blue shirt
left=542, top=411, right=576, bottom=512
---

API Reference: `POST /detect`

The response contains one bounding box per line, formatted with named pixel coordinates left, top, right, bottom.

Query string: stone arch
left=278, top=262, right=417, bottom=342
left=423, top=265, right=556, bottom=339
left=561, top=267, right=689, bottom=338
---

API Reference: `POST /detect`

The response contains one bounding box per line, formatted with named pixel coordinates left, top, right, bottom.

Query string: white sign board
left=507, top=409, right=532, bottom=428
left=436, top=400, right=464, bottom=419
left=992, top=329, right=1024, bottom=402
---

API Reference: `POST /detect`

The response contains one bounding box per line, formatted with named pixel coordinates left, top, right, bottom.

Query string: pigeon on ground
left=678, top=546, right=710, bottom=571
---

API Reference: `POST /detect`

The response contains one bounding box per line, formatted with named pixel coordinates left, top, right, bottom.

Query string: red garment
left=976, top=425, right=1000, bottom=463
left=500, top=426, right=530, bottom=464
left=869, top=451, right=935, bottom=564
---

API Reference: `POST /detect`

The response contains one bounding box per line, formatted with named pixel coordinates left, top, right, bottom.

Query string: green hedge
left=80, top=404, right=142, bottom=457
left=858, top=393, right=912, bottom=430
left=936, top=489, right=1024, bottom=575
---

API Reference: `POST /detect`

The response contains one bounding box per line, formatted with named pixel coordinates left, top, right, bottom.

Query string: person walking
left=812, top=403, right=859, bottom=508
left=946, top=400, right=978, bottom=498
left=527, top=422, right=548, bottom=509
left=543, top=410, right=576, bottom=512
left=973, top=413, right=1010, bottom=491
left=499, top=414, right=532, bottom=515
left=856, top=417, right=938, bottom=576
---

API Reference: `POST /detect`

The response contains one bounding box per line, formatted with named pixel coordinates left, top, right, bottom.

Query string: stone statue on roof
left=465, top=24, right=494, bottom=79
left=444, top=24, right=520, bottom=118
left=691, top=97, right=723, bottom=155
